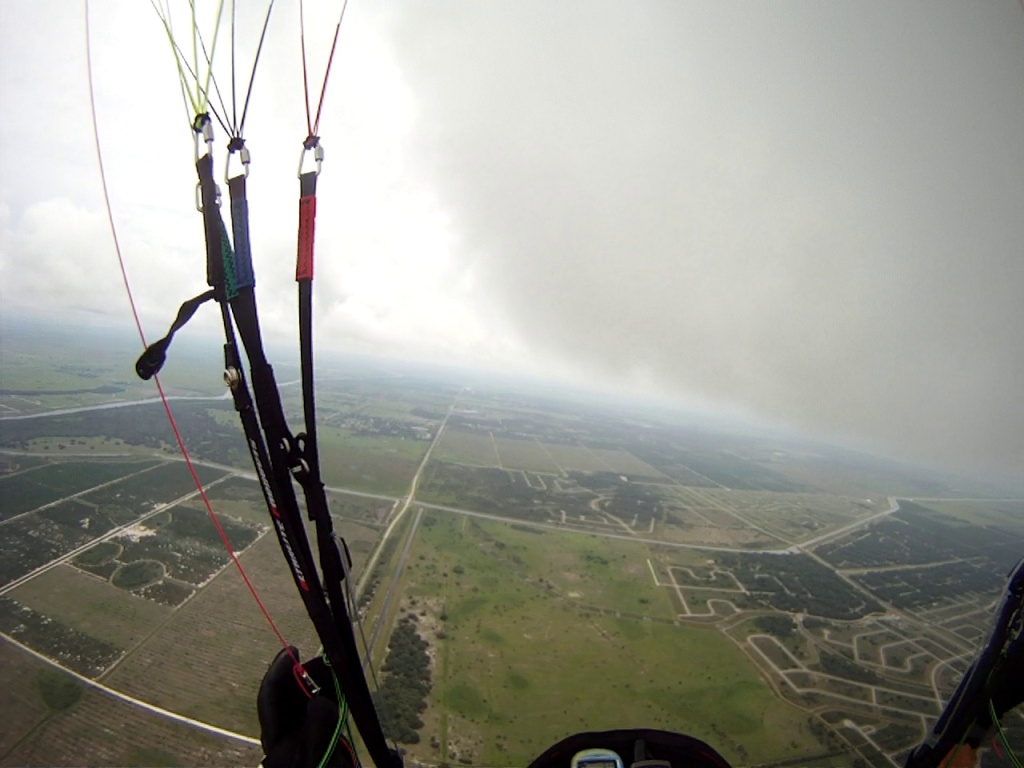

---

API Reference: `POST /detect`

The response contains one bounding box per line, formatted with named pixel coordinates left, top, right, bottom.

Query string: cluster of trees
left=631, top=443, right=805, bottom=492
left=0, top=402, right=244, bottom=465
left=419, top=464, right=549, bottom=521
left=373, top=616, right=431, bottom=744
left=716, top=553, right=882, bottom=620
left=895, top=502, right=1024, bottom=573
left=855, top=562, right=1002, bottom=610
left=817, top=651, right=882, bottom=686
left=36, top=669, right=84, bottom=711
left=341, top=415, right=432, bottom=440
left=754, top=614, right=795, bottom=639
left=817, top=518, right=946, bottom=569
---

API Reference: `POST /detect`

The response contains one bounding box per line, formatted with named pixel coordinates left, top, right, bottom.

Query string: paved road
left=356, top=400, right=457, bottom=601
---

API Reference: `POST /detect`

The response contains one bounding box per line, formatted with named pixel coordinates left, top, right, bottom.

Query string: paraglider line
left=238, top=0, right=276, bottom=137
left=299, top=0, right=348, bottom=139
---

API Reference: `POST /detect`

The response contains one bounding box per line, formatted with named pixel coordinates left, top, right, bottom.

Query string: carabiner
left=298, top=137, right=324, bottom=178
left=193, top=114, right=214, bottom=163
left=225, top=137, right=251, bottom=182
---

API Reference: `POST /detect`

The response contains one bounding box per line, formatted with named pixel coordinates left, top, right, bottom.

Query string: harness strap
left=135, top=289, right=216, bottom=380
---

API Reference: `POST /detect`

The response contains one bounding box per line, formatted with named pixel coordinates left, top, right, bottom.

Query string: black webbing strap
left=135, top=289, right=216, bottom=380
left=296, top=170, right=321, bottom=484
left=293, top=168, right=350, bottom=656
left=224, top=165, right=400, bottom=768
left=291, top=167, right=372, bottom=757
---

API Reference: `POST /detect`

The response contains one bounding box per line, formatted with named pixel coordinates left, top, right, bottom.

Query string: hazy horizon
left=3, top=314, right=1021, bottom=496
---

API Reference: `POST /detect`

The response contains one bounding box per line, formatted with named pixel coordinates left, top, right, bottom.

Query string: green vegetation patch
left=165, top=506, right=260, bottom=549
left=1, top=515, right=94, bottom=588
left=40, top=499, right=117, bottom=537
left=317, top=426, right=426, bottom=496
left=412, top=514, right=675, bottom=622
left=111, top=507, right=261, bottom=590
left=714, top=552, right=882, bottom=620
left=113, top=560, right=164, bottom=590
left=136, top=579, right=196, bottom=607
left=375, top=616, right=432, bottom=743
left=753, top=614, right=796, bottom=639
left=83, top=461, right=227, bottom=512
left=435, top=428, right=501, bottom=467
left=74, top=540, right=122, bottom=566
left=36, top=668, right=84, bottom=711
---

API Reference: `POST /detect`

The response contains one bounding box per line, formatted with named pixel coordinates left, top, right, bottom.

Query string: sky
left=1, top=1, right=1022, bottom=484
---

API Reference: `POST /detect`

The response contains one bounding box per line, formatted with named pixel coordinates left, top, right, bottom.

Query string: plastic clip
left=298, top=137, right=324, bottom=177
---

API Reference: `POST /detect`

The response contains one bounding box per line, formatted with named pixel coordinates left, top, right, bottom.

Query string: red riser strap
left=296, top=194, right=317, bottom=281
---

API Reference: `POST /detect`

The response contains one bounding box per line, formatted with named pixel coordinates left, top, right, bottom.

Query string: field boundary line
left=0, top=632, right=260, bottom=746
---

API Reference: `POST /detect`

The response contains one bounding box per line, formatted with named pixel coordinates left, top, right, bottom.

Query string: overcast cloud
left=1, top=1, right=1022, bottom=483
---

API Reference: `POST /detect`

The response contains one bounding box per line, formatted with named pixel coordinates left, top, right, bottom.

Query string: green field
left=399, top=512, right=822, bottom=767
left=317, top=426, right=427, bottom=495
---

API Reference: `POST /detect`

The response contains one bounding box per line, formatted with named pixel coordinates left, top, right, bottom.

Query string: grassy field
left=398, top=512, right=823, bottom=767
left=317, top=426, right=427, bottom=496
left=8, top=565, right=171, bottom=648
left=435, top=428, right=671, bottom=479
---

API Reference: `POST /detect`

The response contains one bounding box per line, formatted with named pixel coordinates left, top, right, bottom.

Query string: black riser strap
left=223, top=163, right=398, bottom=768
left=228, top=289, right=397, bottom=768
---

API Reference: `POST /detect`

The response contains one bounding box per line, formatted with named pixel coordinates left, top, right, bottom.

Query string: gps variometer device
left=571, top=748, right=625, bottom=768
